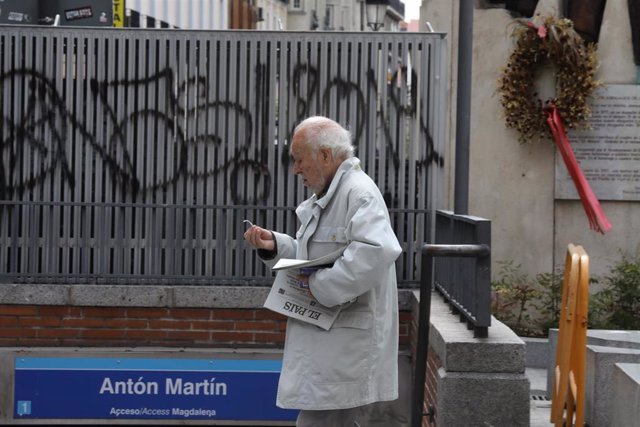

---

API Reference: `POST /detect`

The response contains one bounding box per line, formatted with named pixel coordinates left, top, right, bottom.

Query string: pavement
left=527, top=367, right=553, bottom=426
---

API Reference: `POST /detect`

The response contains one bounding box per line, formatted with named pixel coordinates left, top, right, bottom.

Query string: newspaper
left=271, top=247, right=345, bottom=271
left=264, top=248, right=345, bottom=330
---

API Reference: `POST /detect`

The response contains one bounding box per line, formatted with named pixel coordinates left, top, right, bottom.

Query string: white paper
left=271, top=247, right=345, bottom=271
left=264, top=248, right=346, bottom=329
left=263, top=269, right=341, bottom=330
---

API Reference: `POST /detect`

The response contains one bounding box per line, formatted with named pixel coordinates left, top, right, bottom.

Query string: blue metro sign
left=14, top=356, right=298, bottom=422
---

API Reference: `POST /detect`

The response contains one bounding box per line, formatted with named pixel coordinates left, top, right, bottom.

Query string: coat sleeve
left=259, top=231, right=297, bottom=269
left=309, top=194, right=402, bottom=307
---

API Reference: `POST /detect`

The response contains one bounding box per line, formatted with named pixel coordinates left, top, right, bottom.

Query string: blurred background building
left=0, top=0, right=407, bottom=31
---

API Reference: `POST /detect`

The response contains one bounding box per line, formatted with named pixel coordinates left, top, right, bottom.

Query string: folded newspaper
left=271, top=247, right=345, bottom=271
left=264, top=248, right=345, bottom=330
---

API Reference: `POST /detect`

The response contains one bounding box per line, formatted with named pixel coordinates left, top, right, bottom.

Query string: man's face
left=290, top=132, right=328, bottom=195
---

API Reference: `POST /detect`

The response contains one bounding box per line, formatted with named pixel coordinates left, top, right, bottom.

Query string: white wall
left=422, top=0, right=640, bottom=278
left=256, top=0, right=288, bottom=30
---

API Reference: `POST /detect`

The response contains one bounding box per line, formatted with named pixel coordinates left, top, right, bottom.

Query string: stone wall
left=0, top=284, right=413, bottom=348
left=412, top=290, right=530, bottom=427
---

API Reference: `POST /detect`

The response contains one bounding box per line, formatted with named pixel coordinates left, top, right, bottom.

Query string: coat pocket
left=312, top=226, right=347, bottom=243
left=307, top=311, right=374, bottom=384
left=332, top=310, right=373, bottom=329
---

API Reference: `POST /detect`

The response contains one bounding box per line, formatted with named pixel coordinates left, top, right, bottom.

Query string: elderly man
left=244, top=116, right=402, bottom=426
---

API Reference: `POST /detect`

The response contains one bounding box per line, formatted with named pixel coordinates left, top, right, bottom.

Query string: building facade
left=125, top=0, right=229, bottom=29
left=123, top=0, right=404, bottom=31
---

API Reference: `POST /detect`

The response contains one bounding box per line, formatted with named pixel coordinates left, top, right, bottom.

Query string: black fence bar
left=0, top=201, right=430, bottom=286
left=433, top=210, right=492, bottom=335
left=0, top=28, right=447, bottom=288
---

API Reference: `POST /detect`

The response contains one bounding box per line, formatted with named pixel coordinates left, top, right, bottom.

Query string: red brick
left=82, top=329, right=126, bottom=339
left=148, top=319, right=192, bottom=330
left=39, top=306, right=71, bottom=316
left=62, top=318, right=106, bottom=328
left=37, top=329, right=80, bottom=339
left=211, top=309, right=256, bottom=320
left=190, top=320, right=234, bottom=330
left=254, top=310, right=287, bottom=320
left=0, top=328, right=37, bottom=338
left=169, top=309, right=212, bottom=319
left=0, top=303, right=411, bottom=351
left=20, top=317, right=62, bottom=327
left=105, top=319, right=148, bottom=329
left=166, top=330, right=210, bottom=341
left=253, top=332, right=286, bottom=344
left=0, top=306, right=38, bottom=316
left=126, top=308, right=170, bottom=318
left=83, top=307, right=127, bottom=318
left=235, top=321, right=279, bottom=331
left=399, top=311, right=412, bottom=321
left=0, top=317, right=19, bottom=327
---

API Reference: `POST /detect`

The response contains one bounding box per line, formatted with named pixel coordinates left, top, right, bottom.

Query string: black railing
left=412, top=210, right=492, bottom=427
left=433, top=210, right=492, bottom=334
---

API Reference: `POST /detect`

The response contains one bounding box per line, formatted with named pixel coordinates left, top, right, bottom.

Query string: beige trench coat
left=263, top=157, right=402, bottom=410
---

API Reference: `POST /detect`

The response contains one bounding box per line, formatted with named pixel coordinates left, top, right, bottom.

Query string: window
left=324, top=5, right=333, bottom=30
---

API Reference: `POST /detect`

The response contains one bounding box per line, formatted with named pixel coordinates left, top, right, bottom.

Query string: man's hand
left=243, top=224, right=276, bottom=251
left=295, top=269, right=314, bottom=298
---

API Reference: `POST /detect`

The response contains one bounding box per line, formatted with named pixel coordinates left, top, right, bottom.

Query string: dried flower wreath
left=497, top=15, right=601, bottom=143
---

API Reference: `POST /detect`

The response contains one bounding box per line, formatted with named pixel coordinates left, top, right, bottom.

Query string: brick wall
left=0, top=305, right=412, bottom=349
left=424, top=348, right=441, bottom=427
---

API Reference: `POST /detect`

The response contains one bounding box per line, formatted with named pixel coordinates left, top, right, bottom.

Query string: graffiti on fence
left=0, top=59, right=443, bottom=204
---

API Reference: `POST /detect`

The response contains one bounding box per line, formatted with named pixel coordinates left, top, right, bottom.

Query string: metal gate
left=0, top=26, right=447, bottom=285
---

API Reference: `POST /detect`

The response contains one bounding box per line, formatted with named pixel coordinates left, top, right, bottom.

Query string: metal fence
left=432, top=210, right=492, bottom=334
left=0, top=26, right=448, bottom=286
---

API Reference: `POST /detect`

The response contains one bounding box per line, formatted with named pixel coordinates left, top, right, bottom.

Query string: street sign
left=14, top=356, right=297, bottom=422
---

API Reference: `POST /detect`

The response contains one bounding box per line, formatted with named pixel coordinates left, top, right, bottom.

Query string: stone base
left=415, top=291, right=530, bottom=426
left=612, top=363, right=640, bottom=427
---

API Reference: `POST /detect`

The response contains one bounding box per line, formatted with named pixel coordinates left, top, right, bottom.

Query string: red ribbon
left=545, top=105, right=612, bottom=234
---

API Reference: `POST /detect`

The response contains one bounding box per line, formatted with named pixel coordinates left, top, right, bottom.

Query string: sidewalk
left=527, top=367, right=552, bottom=426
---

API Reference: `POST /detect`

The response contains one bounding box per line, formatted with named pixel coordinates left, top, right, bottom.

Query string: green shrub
left=530, top=271, right=563, bottom=334
left=493, top=250, right=640, bottom=337
left=491, top=261, right=562, bottom=337
left=589, top=252, right=640, bottom=330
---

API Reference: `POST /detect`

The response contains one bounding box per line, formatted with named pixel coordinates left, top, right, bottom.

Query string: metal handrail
left=412, top=243, right=491, bottom=427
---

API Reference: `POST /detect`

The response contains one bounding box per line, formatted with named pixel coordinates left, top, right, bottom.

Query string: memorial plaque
left=555, top=84, right=640, bottom=201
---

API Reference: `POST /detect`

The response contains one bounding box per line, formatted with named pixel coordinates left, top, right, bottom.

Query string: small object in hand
left=243, top=220, right=254, bottom=227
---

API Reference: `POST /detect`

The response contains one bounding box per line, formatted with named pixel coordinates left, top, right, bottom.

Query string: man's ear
left=320, top=148, right=332, bottom=163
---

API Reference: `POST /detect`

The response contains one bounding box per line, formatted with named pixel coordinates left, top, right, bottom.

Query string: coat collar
left=314, top=157, right=361, bottom=209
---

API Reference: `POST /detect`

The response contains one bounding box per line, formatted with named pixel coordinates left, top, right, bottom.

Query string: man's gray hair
left=294, top=116, right=355, bottom=160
